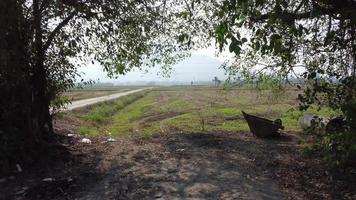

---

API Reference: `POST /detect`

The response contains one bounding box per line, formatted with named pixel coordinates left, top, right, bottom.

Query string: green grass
left=231, top=98, right=251, bottom=105
left=79, top=126, right=98, bottom=136
left=83, top=92, right=147, bottom=124
left=159, top=99, right=196, bottom=112
left=108, top=93, right=156, bottom=136
left=77, top=92, right=147, bottom=137
left=66, top=87, right=339, bottom=138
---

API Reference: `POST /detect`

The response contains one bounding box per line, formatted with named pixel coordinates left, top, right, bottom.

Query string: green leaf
left=254, top=41, right=260, bottom=51
left=309, top=72, right=317, bottom=79
left=229, top=36, right=241, bottom=55
left=116, top=63, right=126, bottom=74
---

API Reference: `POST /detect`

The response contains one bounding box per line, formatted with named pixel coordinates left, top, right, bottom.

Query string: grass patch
left=66, top=87, right=339, bottom=138
left=83, top=92, right=147, bottom=124
left=79, top=126, right=98, bottom=136
left=74, top=92, right=148, bottom=137
left=158, top=99, right=196, bottom=113
left=161, top=113, right=202, bottom=133
left=215, top=120, right=250, bottom=132
left=231, top=98, right=252, bottom=106
left=108, top=93, right=156, bottom=136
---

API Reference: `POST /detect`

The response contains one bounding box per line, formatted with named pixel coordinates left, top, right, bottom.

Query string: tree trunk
left=0, top=0, right=53, bottom=174
left=0, top=0, right=32, bottom=173
left=30, top=0, right=53, bottom=142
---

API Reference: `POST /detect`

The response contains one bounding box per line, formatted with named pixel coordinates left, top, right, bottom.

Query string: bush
left=322, top=130, right=356, bottom=167
left=319, top=101, right=356, bottom=168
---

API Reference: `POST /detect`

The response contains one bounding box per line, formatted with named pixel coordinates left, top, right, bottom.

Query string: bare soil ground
left=2, top=128, right=355, bottom=200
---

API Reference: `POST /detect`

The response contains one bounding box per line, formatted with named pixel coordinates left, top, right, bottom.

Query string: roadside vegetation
left=64, top=91, right=148, bottom=137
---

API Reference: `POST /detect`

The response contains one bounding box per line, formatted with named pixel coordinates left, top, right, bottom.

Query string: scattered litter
left=176, top=148, right=185, bottom=152
left=16, top=164, right=22, bottom=172
left=81, top=138, right=92, bottom=144
left=154, top=192, right=163, bottom=198
left=67, top=177, right=73, bottom=182
left=15, top=186, right=28, bottom=195
left=42, top=178, right=55, bottom=182
left=67, top=134, right=75, bottom=137
left=299, top=113, right=329, bottom=130
left=107, top=138, right=116, bottom=142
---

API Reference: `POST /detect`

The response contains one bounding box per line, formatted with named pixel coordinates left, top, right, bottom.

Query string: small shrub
left=196, top=111, right=206, bottom=131
left=315, top=101, right=356, bottom=168
left=322, top=130, right=356, bottom=168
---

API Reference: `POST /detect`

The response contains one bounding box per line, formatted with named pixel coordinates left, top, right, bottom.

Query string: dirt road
left=65, top=88, right=150, bottom=110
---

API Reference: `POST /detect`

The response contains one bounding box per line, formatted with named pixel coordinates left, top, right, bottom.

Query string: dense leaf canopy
left=195, top=0, right=356, bottom=111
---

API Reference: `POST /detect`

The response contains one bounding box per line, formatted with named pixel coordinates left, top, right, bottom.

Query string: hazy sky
left=78, top=47, right=233, bottom=83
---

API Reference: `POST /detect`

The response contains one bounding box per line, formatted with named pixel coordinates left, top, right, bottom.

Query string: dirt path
left=68, top=133, right=301, bottom=200
left=65, top=88, right=151, bottom=111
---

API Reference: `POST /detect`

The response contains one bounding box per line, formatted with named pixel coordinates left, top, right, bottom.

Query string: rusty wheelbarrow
left=242, top=111, right=284, bottom=137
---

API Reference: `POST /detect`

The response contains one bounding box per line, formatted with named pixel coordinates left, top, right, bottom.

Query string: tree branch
left=40, top=0, right=51, bottom=12
left=251, top=11, right=315, bottom=22
left=252, top=1, right=356, bottom=23
left=43, top=11, right=77, bottom=51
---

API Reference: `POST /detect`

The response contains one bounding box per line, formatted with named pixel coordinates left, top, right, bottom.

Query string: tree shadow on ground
left=0, top=130, right=108, bottom=200
left=4, top=131, right=355, bottom=200
left=72, top=132, right=356, bottom=200
left=73, top=132, right=298, bottom=200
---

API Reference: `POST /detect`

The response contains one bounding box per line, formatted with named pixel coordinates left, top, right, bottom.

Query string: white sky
left=78, top=46, right=234, bottom=84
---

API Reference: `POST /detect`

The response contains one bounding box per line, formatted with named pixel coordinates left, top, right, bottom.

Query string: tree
left=212, top=76, right=221, bottom=86
left=189, top=0, right=356, bottom=166
left=0, top=0, right=191, bottom=172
